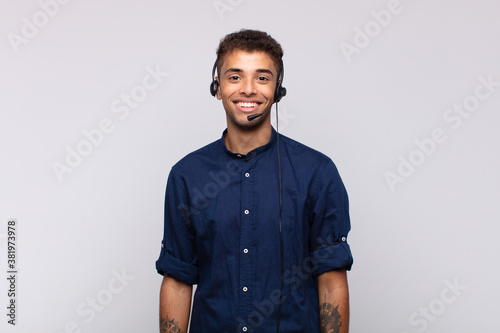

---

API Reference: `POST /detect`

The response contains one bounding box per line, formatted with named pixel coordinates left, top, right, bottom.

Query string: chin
left=228, top=111, right=269, bottom=130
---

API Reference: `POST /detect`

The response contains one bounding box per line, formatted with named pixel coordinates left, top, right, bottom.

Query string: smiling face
left=216, top=50, right=278, bottom=130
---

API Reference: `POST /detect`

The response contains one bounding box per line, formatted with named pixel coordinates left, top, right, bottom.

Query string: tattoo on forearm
left=159, top=315, right=184, bottom=333
left=319, top=302, right=342, bottom=333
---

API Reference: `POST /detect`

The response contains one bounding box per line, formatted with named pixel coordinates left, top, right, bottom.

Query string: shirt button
left=245, top=172, right=250, bottom=178
left=244, top=210, right=249, bottom=215
left=242, top=327, right=248, bottom=332
left=243, top=248, right=248, bottom=254
left=243, top=287, right=248, bottom=292
left=341, top=236, right=346, bottom=242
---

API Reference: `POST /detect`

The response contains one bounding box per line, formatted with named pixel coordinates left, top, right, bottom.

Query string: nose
left=240, top=78, right=257, bottom=96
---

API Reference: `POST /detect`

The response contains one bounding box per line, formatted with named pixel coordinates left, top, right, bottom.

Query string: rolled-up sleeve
left=155, top=169, right=199, bottom=285
left=309, top=159, right=353, bottom=275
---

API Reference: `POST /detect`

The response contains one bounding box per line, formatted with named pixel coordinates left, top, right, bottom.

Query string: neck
left=224, top=121, right=272, bottom=155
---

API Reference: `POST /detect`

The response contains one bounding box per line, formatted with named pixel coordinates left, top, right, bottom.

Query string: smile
left=236, top=102, right=260, bottom=108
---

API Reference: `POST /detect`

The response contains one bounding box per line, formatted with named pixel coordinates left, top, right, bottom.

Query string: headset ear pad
left=275, top=85, right=287, bottom=103
left=210, top=62, right=218, bottom=97
left=210, top=79, right=218, bottom=97
left=274, top=59, right=287, bottom=103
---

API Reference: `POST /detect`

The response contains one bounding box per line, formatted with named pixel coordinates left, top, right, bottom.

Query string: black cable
left=275, top=102, right=284, bottom=333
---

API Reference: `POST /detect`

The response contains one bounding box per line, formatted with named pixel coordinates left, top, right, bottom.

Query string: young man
left=156, top=29, right=353, bottom=333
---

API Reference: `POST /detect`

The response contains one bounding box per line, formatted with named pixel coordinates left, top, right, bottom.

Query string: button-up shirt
left=156, top=128, right=353, bottom=332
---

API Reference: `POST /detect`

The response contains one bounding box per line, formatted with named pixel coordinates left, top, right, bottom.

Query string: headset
left=209, top=59, right=287, bottom=104
left=210, top=58, right=286, bottom=332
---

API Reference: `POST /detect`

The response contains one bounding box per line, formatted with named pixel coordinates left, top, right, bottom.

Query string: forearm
left=318, top=270, right=350, bottom=333
left=159, top=275, right=193, bottom=333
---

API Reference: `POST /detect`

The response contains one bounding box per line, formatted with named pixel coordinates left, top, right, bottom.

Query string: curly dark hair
left=216, top=29, right=284, bottom=75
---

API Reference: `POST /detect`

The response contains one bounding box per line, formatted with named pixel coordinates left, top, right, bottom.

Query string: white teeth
left=237, top=102, right=258, bottom=108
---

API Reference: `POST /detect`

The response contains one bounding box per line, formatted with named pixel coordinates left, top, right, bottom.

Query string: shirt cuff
left=310, top=240, right=353, bottom=275
left=156, top=249, right=198, bottom=285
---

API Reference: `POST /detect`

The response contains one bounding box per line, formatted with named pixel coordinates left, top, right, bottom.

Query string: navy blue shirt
left=156, top=128, right=353, bottom=332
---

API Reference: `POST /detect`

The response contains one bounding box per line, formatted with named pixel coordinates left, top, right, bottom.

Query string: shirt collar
left=220, top=127, right=277, bottom=161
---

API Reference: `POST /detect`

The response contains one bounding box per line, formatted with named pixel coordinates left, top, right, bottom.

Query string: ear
left=216, top=77, right=222, bottom=100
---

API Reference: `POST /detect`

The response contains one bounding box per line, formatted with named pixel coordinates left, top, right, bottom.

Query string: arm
left=318, top=269, right=349, bottom=333
left=159, top=275, right=193, bottom=333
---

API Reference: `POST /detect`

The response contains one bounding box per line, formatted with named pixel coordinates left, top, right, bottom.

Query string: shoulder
left=279, top=134, right=345, bottom=190
left=279, top=133, right=334, bottom=168
left=170, top=137, right=222, bottom=175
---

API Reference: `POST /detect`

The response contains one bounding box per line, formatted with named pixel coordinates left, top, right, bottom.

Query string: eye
left=257, top=76, right=269, bottom=81
left=228, top=75, right=240, bottom=81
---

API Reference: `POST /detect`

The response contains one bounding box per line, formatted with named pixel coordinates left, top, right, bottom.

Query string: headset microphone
left=247, top=104, right=272, bottom=121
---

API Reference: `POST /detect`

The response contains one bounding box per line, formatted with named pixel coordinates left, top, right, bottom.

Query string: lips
left=234, top=100, right=262, bottom=113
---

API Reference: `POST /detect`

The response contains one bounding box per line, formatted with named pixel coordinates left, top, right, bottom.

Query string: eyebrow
left=224, top=68, right=275, bottom=76
left=256, top=69, right=274, bottom=76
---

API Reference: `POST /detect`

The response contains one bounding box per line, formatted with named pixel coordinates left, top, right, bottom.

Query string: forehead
left=220, top=50, right=278, bottom=74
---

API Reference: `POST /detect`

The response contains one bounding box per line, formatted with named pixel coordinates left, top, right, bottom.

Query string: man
left=156, top=29, right=353, bottom=333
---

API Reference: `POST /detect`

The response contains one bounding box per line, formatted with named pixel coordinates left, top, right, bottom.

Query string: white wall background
left=1, top=0, right=499, bottom=332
